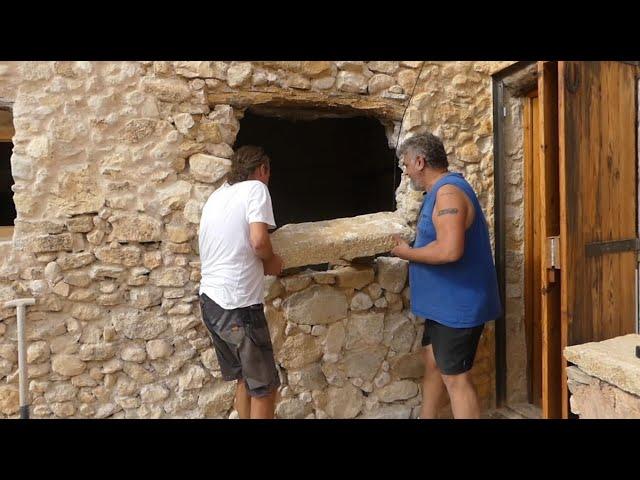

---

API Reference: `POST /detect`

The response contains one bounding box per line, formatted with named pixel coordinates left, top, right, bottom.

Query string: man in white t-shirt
left=198, top=145, right=283, bottom=419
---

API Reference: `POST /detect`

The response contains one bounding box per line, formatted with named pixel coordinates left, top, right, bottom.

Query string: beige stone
left=198, top=382, right=236, bottom=417
left=52, top=354, right=86, bottom=377
left=324, top=322, right=345, bottom=359
left=264, top=276, right=284, bottom=301
left=71, top=304, right=102, bottom=321
left=320, top=384, right=363, bottom=419
left=227, top=63, right=252, bottom=88
left=112, top=310, right=168, bottom=340
left=333, top=266, right=374, bottom=289
left=390, top=352, right=424, bottom=379
left=150, top=267, right=189, bottom=287
left=175, top=61, right=226, bottom=79
left=143, top=78, right=192, bottom=102
left=130, top=286, right=163, bottom=309
left=276, top=333, right=322, bottom=370
left=141, top=384, right=169, bottom=404
left=63, top=272, right=90, bottom=288
left=360, top=405, right=412, bottom=419
left=178, top=365, right=206, bottom=390
left=281, top=275, right=313, bottom=293
left=368, top=74, right=395, bottom=95
left=287, top=363, right=327, bottom=393
left=109, top=214, right=162, bottom=242
left=311, top=76, right=336, bottom=90
left=397, top=69, right=418, bottom=93
left=271, top=212, right=412, bottom=270
left=276, top=398, right=309, bottom=419
left=0, top=385, right=19, bottom=415
left=336, top=71, right=367, bottom=94
left=50, top=167, right=105, bottom=216
left=90, top=265, right=124, bottom=280
left=30, top=233, right=73, bottom=254
left=44, top=262, right=63, bottom=285
left=376, top=256, right=408, bottom=293
left=120, top=343, right=147, bottom=363
left=157, top=181, right=192, bottom=216
left=0, top=344, right=17, bottom=362
left=94, top=244, right=141, bottom=266
left=368, top=61, right=399, bottom=74
left=146, top=339, right=173, bottom=360
left=183, top=200, right=204, bottom=224
left=343, top=346, right=387, bottom=382
left=564, top=334, right=640, bottom=397
left=336, top=61, right=365, bottom=72
left=345, top=312, right=384, bottom=350
left=300, top=61, right=332, bottom=77
left=283, top=285, right=348, bottom=325
left=123, top=362, right=156, bottom=384
left=27, top=341, right=50, bottom=363
left=384, top=314, right=415, bottom=355
left=44, top=382, right=77, bottom=403
left=79, top=343, right=116, bottom=362
left=189, top=153, right=232, bottom=184
left=26, top=318, right=67, bottom=341
left=143, top=251, right=163, bottom=270
left=350, top=292, right=373, bottom=312
left=311, top=271, right=336, bottom=284
left=377, top=380, right=418, bottom=402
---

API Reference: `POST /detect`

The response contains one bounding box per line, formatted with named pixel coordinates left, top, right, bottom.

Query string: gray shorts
left=199, top=293, right=280, bottom=397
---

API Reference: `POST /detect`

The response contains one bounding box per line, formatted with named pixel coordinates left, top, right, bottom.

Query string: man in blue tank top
left=391, top=133, right=502, bottom=419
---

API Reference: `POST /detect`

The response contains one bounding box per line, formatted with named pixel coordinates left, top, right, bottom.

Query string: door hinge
left=547, top=236, right=561, bottom=269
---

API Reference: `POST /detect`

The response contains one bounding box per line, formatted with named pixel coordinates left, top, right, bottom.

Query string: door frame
left=492, top=61, right=537, bottom=408
left=493, top=61, right=640, bottom=416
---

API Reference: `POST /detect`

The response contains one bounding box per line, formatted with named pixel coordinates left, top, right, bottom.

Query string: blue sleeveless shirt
left=409, top=172, right=502, bottom=328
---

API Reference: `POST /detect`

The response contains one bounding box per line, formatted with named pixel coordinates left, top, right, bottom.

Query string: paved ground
left=482, top=403, right=542, bottom=419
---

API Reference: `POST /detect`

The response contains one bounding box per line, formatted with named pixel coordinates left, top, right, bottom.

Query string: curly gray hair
left=397, top=132, right=448, bottom=170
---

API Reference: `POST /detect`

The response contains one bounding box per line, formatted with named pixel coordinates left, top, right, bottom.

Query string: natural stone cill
left=271, top=212, right=413, bottom=269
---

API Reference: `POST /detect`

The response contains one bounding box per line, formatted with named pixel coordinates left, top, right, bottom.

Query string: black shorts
left=199, top=293, right=280, bottom=397
left=421, top=318, right=484, bottom=375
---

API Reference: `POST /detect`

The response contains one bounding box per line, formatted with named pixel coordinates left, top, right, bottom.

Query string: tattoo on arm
left=437, top=208, right=459, bottom=217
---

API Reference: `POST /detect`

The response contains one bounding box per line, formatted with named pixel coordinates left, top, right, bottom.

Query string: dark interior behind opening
left=234, top=110, right=400, bottom=228
left=0, top=142, right=15, bottom=226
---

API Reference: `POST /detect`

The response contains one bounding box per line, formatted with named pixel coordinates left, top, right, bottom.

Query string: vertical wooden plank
left=558, top=61, right=572, bottom=419
left=523, top=96, right=535, bottom=403
left=558, top=61, right=638, bottom=419
left=538, top=61, right=562, bottom=418
left=531, top=96, right=543, bottom=406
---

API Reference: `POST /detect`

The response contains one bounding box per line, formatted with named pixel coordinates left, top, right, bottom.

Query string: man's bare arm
left=249, top=222, right=283, bottom=276
left=392, top=184, right=467, bottom=264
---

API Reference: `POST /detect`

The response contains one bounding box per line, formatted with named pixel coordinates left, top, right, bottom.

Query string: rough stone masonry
left=0, top=61, right=509, bottom=418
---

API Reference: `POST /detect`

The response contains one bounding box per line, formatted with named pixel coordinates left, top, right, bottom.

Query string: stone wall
left=0, top=61, right=504, bottom=418
left=263, top=258, right=495, bottom=419
left=565, top=335, right=640, bottom=419
left=501, top=90, right=528, bottom=404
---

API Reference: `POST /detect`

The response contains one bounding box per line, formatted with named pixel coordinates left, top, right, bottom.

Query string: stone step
left=483, top=403, right=542, bottom=419
left=508, top=402, right=542, bottom=419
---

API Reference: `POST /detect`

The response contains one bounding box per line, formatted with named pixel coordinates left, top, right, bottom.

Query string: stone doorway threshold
left=483, top=403, right=542, bottom=419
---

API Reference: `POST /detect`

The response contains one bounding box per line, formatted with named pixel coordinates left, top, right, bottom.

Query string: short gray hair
left=397, top=132, right=448, bottom=169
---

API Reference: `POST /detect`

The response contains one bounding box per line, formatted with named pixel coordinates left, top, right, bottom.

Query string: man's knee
left=441, top=372, right=473, bottom=391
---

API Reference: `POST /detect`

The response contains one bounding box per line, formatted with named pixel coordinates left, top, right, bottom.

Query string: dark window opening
left=234, top=110, right=401, bottom=228
left=0, top=141, right=16, bottom=227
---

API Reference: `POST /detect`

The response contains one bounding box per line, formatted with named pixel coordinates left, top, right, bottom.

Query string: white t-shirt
left=198, top=180, right=276, bottom=309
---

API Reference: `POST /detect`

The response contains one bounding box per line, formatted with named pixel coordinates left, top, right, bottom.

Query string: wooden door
left=558, top=61, right=638, bottom=418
